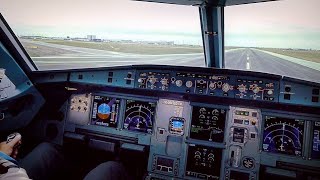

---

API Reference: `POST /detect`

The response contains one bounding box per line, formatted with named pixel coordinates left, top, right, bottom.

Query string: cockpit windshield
left=0, top=0, right=204, bottom=70
left=225, top=0, right=320, bottom=83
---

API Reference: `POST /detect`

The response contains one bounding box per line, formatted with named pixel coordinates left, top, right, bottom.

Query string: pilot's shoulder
left=0, top=157, right=30, bottom=180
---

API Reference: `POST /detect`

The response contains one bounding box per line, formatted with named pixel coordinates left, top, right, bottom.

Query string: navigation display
left=190, top=106, right=226, bottom=142
left=186, top=145, right=222, bottom=179
left=263, top=116, right=304, bottom=156
left=123, top=100, right=156, bottom=134
left=91, top=95, right=120, bottom=127
left=312, top=121, right=320, bottom=159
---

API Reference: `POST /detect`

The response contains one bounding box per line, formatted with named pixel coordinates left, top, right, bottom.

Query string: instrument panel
left=65, top=92, right=320, bottom=180
left=59, top=66, right=320, bottom=180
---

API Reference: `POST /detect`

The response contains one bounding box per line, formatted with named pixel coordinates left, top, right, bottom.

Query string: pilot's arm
left=0, top=133, right=30, bottom=180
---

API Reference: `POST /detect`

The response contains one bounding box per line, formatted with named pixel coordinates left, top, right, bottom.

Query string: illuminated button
left=267, top=89, right=273, bottom=95
left=138, top=78, right=144, bottom=83
left=244, top=120, right=250, bottom=125
left=251, top=120, right=257, bottom=125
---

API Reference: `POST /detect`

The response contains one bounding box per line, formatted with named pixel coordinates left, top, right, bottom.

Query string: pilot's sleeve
left=0, top=157, right=30, bottom=180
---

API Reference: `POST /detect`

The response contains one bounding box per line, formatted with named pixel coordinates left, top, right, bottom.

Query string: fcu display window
left=312, top=121, right=320, bottom=159
left=262, top=116, right=304, bottom=156
left=123, top=100, right=156, bottom=134
left=91, top=95, right=120, bottom=127
left=190, top=106, right=226, bottom=142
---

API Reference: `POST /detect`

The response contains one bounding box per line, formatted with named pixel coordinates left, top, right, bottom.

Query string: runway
left=24, top=40, right=320, bottom=83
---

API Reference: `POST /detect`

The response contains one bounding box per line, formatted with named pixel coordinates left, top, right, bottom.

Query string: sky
left=0, top=0, right=319, bottom=49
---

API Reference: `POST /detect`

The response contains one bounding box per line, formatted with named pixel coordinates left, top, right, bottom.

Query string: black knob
left=285, top=86, right=291, bottom=92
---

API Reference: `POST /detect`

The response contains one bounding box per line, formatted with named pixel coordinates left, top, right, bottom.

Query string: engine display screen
left=91, top=95, right=120, bottom=127
left=230, top=171, right=250, bottom=180
left=155, top=157, right=174, bottom=173
left=263, top=116, right=304, bottom=156
left=312, top=121, right=320, bottom=159
left=190, top=106, right=226, bottom=142
left=123, top=100, right=156, bottom=134
left=186, top=145, right=222, bottom=179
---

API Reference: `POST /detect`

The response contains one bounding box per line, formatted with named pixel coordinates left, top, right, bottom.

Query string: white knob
left=175, top=80, right=183, bottom=87
left=186, top=81, right=193, bottom=88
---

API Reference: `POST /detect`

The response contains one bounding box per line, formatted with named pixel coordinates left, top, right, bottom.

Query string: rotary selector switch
left=149, top=77, right=157, bottom=84
left=209, top=82, right=216, bottom=90
left=186, top=81, right=193, bottom=88
left=222, top=83, right=230, bottom=92
left=161, top=78, right=169, bottom=86
left=175, top=80, right=183, bottom=87
left=238, top=84, right=247, bottom=93
left=251, top=84, right=260, bottom=94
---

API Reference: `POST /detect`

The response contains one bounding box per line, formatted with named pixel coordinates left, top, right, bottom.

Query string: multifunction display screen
left=190, top=106, right=226, bottom=142
left=123, top=100, right=156, bottom=134
left=263, top=116, right=304, bottom=156
left=91, top=95, right=120, bottom=127
left=186, top=145, right=222, bottom=179
left=169, top=117, right=185, bottom=135
left=312, top=121, right=320, bottom=159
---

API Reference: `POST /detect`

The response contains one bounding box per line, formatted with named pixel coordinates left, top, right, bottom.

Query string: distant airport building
left=87, top=35, right=96, bottom=41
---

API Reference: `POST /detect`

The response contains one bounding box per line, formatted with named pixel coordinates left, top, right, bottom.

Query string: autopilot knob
left=161, top=78, right=169, bottom=86
left=252, top=86, right=260, bottom=94
left=238, top=84, right=247, bottom=93
left=175, top=80, right=183, bottom=87
left=209, top=82, right=216, bottom=90
left=186, top=81, right=193, bottom=88
left=222, top=83, right=230, bottom=92
left=149, top=78, right=156, bottom=84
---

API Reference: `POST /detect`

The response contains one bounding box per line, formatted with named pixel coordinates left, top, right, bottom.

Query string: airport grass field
left=257, top=48, right=320, bottom=63
left=33, top=39, right=203, bottom=55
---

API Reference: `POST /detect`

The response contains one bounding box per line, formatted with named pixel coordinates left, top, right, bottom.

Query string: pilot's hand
left=0, top=133, right=22, bottom=159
